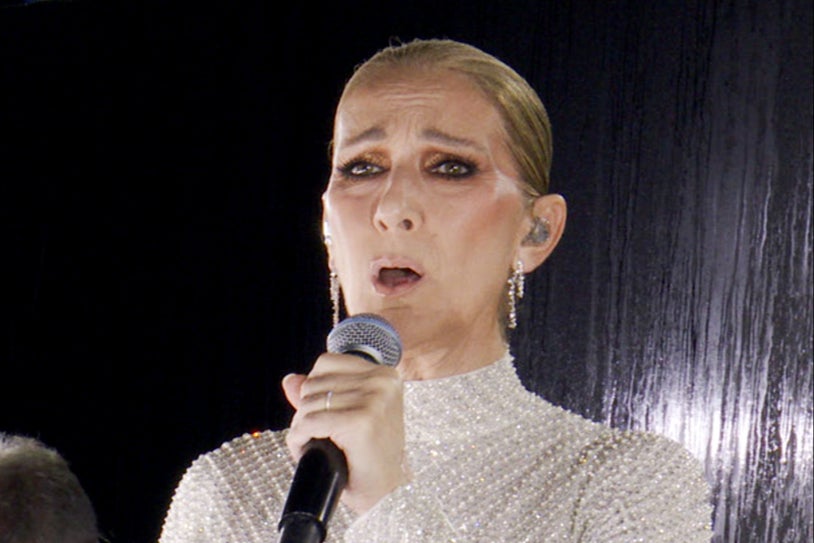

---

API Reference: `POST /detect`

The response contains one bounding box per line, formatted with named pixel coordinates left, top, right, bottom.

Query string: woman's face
left=323, top=68, right=530, bottom=360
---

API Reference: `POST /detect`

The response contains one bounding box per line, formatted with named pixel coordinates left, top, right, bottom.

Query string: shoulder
left=573, top=428, right=713, bottom=541
left=167, top=430, right=293, bottom=511
left=520, top=392, right=612, bottom=449
left=180, top=429, right=292, bottom=485
left=519, top=389, right=702, bottom=478
left=514, top=394, right=712, bottom=540
left=159, top=430, right=294, bottom=541
left=580, top=427, right=703, bottom=473
left=575, top=426, right=710, bottom=502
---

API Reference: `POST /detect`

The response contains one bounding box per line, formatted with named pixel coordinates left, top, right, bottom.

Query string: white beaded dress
left=158, top=354, right=712, bottom=542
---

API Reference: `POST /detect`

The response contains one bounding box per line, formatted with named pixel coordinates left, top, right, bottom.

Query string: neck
left=396, top=328, right=508, bottom=381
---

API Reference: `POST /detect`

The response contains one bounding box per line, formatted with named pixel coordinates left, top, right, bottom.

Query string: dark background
left=1, top=1, right=811, bottom=542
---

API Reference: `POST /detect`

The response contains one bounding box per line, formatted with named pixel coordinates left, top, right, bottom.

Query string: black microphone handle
left=278, top=438, right=348, bottom=543
left=278, top=349, right=376, bottom=543
left=276, top=512, right=324, bottom=543
left=278, top=314, right=402, bottom=543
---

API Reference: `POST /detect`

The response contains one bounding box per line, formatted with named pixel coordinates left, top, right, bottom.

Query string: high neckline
left=402, top=352, right=543, bottom=442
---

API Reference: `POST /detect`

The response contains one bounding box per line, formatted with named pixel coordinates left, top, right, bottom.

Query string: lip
left=370, top=256, right=425, bottom=296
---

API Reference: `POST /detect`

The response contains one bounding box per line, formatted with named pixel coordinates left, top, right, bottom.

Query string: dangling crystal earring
left=330, top=270, right=341, bottom=327
left=507, top=259, right=525, bottom=329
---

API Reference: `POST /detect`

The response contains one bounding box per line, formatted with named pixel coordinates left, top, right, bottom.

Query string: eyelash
left=337, top=160, right=384, bottom=178
left=429, top=158, right=478, bottom=179
left=336, top=156, right=479, bottom=180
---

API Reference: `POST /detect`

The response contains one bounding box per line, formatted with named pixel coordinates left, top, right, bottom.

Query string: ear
left=517, top=193, right=567, bottom=273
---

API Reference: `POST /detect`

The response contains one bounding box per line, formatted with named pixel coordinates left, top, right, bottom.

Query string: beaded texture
left=159, top=354, right=712, bottom=542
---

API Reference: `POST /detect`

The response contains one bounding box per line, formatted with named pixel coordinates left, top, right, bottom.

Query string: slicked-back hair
left=338, top=38, right=553, bottom=198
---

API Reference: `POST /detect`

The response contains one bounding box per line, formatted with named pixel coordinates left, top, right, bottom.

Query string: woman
left=159, top=38, right=712, bottom=542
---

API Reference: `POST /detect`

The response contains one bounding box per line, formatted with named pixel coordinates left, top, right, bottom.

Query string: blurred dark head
left=0, top=433, right=99, bottom=543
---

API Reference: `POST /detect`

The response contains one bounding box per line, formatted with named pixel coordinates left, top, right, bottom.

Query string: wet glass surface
left=514, top=2, right=813, bottom=541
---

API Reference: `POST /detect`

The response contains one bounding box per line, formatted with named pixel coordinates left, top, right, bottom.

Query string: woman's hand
left=282, top=352, right=410, bottom=514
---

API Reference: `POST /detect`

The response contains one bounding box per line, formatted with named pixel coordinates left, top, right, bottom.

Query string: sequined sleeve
left=158, top=457, right=222, bottom=543
left=572, top=431, right=713, bottom=542
left=158, top=431, right=306, bottom=543
left=344, top=480, right=460, bottom=542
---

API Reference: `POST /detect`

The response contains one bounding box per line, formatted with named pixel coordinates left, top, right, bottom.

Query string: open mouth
left=371, top=257, right=425, bottom=295
left=371, top=256, right=425, bottom=295
left=378, top=267, right=422, bottom=288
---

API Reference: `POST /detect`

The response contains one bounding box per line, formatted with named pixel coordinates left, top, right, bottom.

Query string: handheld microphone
left=277, top=314, right=402, bottom=543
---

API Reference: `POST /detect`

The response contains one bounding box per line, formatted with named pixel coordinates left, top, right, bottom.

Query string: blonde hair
left=338, top=38, right=553, bottom=196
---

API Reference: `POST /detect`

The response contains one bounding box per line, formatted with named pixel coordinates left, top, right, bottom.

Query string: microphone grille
left=326, top=313, right=402, bottom=367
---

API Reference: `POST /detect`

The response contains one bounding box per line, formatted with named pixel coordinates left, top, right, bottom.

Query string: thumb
left=281, top=373, right=307, bottom=410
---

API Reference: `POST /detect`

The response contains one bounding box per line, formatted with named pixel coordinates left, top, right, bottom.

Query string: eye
left=429, top=158, right=477, bottom=179
left=337, top=160, right=385, bottom=178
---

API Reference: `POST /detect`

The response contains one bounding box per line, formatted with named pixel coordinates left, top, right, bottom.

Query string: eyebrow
left=341, top=126, right=486, bottom=152
left=421, top=128, right=486, bottom=152
left=344, top=127, right=386, bottom=147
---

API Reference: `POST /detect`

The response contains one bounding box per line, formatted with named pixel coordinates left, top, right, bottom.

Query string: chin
left=353, top=305, right=416, bottom=336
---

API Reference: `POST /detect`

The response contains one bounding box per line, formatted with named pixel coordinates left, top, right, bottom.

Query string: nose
left=373, top=168, right=423, bottom=233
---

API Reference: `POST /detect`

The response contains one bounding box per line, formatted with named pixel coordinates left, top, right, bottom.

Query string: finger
left=289, top=389, right=391, bottom=451
left=286, top=403, right=345, bottom=457
left=281, top=373, right=307, bottom=410
left=300, top=360, right=399, bottom=399
left=299, top=373, right=364, bottom=400
left=307, top=352, right=379, bottom=378
left=297, top=388, right=354, bottom=416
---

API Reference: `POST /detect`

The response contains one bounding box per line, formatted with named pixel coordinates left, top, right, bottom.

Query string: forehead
left=334, top=68, right=507, bottom=144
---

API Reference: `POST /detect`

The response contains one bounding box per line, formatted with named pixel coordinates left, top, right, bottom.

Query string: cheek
left=323, top=199, right=373, bottom=303
left=328, top=221, right=365, bottom=274
left=436, top=195, right=524, bottom=302
left=323, top=190, right=366, bottom=253
left=442, top=193, right=523, bottom=253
